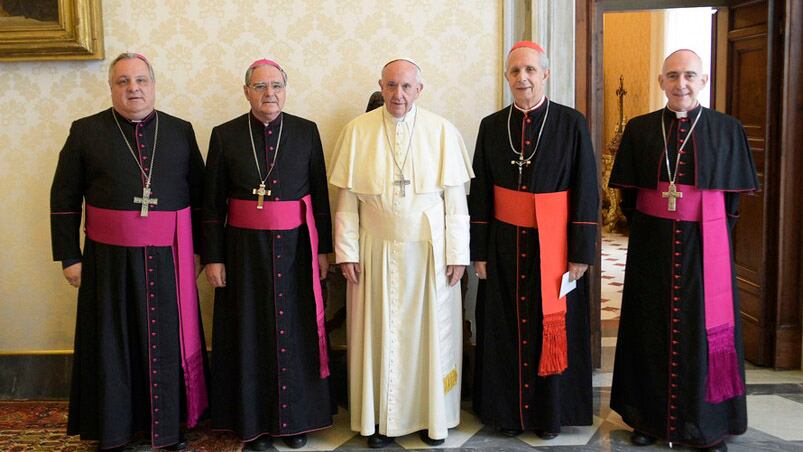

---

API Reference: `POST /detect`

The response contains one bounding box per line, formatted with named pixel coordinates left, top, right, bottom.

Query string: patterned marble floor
left=600, top=231, right=628, bottom=321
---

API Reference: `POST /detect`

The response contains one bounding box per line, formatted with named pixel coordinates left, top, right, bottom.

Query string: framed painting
left=0, top=0, right=103, bottom=61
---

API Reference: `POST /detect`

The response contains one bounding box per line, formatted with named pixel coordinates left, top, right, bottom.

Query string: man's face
left=505, top=48, right=550, bottom=109
left=109, top=58, right=156, bottom=120
left=659, top=50, right=709, bottom=111
left=243, top=65, right=286, bottom=123
left=379, top=60, right=422, bottom=119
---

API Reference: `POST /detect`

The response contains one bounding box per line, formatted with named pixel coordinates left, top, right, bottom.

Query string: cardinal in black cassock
left=469, top=41, right=599, bottom=439
left=609, top=49, right=758, bottom=451
left=50, top=54, right=208, bottom=451
left=202, top=59, right=332, bottom=451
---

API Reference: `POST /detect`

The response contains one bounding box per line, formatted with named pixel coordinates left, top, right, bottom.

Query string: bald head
left=659, top=48, right=708, bottom=112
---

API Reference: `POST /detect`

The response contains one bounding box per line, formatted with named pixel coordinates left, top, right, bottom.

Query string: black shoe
left=630, top=430, right=656, bottom=446
left=534, top=429, right=559, bottom=440
left=499, top=428, right=523, bottom=437
left=163, top=433, right=187, bottom=450
left=243, top=435, right=272, bottom=451
left=418, top=430, right=445, bottom=446
left=367, top=432, right=393, bottom=448
left=283, top=434, right=307, bottom=449
left=703, top=441, right=728, bottom=452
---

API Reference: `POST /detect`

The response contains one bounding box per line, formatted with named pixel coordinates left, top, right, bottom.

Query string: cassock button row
left=522, top=319, right=527, bottom=323
left=673, top=296, right=679, bottom=301
left=524, top=404, right=530, bottom=409
left=680, top=129, right=686, bottom=132
left=678, top=173, right=685, bottom=177
left=269, top=146, right=274, bottom=151
left=282, top=423, right=288, bottom=428
left=268, top=130, right=273, bottom=135
left=272, top=179, right=278, bottom=184
left=526, top=118, right=532, bottom=124
left=142, top=155, right=148, bottom=160
left=525, top=140, right=531, bottom=146
left=282, top=385, right=287, bottom=390
left=280, top=329, right=285, bottom=335
left=279, top=310, right=284, bottom=315
left=144, top=167, right=149, bottom=172
left=148, top=255, right=153, bottom=260
left=282, top=403, right=288, bottom=408
left=140, top=144, right=145, bottom=148
left=524, top=384, right=529, bottom=388
left=521, top=185, right=528, bottom=190
left=522, top=340, right=528, bottom=345
left=523, top=362, right=529, bottom=367
left=281, top=367, right=287, bottom=372
left=676, top=229, right=682, bottom=234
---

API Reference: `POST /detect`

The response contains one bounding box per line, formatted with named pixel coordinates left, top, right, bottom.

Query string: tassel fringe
left=705, top=325, right=744, bottom=403
left=538, top=312, right=568, bottom=376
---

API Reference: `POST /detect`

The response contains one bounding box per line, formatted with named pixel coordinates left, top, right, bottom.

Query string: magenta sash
left=637, top=182, right=744, bottom=403
left=227, top=195, right=330, bottom=379
left=84, top=205, right=208, bottom=427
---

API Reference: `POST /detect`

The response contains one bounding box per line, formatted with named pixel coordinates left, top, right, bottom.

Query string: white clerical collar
left=667, top=102, right=700, bottom=119
left=513, top=96, right=546, bottom=113
left=383, top=103, right=417, bottom=125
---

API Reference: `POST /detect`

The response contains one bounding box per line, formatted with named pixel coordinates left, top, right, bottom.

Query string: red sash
left=227, top=195, right=330, bottom=378
left=494, top=186, right=569, bottom=376
left=637, top=182, right=744, bottom=403
left=85, top=205, right=208, bottom=428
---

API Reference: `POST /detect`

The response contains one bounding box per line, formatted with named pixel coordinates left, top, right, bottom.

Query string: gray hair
left=505, top=48, right=550, bottom=73
left=108, top=52, right=155, bottom=83
left=244, top=63, right=288, bottom=86
left=381, top=59, right=424, bottom=85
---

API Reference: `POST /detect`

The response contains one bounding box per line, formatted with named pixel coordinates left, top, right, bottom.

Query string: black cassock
left=469, top=100, right=599, bottom=432
left=50, top=109, right=206, bottom=449
left=203, top=112, right=333, bottom=439
left=609, top=105, right=758, bottom=447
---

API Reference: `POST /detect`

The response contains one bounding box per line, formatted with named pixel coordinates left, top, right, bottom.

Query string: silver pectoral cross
left=133, top=186, right=158, bottom=217
left=662, top=182, right=683, bottom=212
left=510, top=158, right=532, bottom=186
left=394, top=173, right=411, bottom=197
left=252, top=182, right=270, bottom=209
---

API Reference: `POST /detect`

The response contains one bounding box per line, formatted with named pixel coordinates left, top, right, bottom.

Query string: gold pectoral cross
left=133, top=186, right=158, bottom=217
left=394, top=173, right=411, bottom=197
left=252, top=182, right=270, bottom=209
left=662, top=182, right=683, bottom=212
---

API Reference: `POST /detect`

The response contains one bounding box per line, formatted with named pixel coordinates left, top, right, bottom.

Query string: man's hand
left=446, top=265, right=466, bottom=287
left=205, top=263, right=226, bottom=288
left=340, top=262, right=361, bottom=285
left=568, top=262, right=588, bottom=282
left=63, top=263, right=81, bottom=288
left=474, top=261, right=487, bottom=280
left=318, top=254, right=330, bottom=280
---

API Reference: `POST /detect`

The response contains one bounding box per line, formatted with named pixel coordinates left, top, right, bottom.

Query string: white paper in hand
left=559, top=271, right=576, bottom=299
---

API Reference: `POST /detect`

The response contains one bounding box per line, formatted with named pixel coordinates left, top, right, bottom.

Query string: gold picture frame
left=0, top=0, right=103, bottom=61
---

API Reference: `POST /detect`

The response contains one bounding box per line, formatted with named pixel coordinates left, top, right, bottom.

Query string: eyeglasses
left=249, top=82, right=285, bottom=92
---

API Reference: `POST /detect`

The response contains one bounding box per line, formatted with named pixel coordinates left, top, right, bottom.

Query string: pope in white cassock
left=330, top=59, right=473, bottom=448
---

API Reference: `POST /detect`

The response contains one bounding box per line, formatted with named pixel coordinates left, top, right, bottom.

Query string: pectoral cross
left=394, top=173, right=411, bottom=197
left=511, top=158, right=532, bottom=186
left=662, top=182, right=683, bottom=212
left=133, top=186, right=158, bottom=217
left=252, top=182, right=270, bottom=209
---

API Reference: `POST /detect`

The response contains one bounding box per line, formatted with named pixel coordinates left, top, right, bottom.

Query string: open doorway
left=597, top=7, right=716, bottom=371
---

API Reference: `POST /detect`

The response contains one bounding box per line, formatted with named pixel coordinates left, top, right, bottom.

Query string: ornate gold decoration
left=601, top=75, right=627, bottom=232
left=0, top=0, right=103, bottom=61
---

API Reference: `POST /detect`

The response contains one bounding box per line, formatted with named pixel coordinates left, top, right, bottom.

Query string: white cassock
left=330, top=104, right=473, bottom=439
